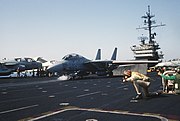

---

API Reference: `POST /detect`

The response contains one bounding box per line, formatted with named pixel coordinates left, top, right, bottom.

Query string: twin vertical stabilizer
left=95, top=49, right=101, bottom=60
left=111, top=47, right=117, bottom=60
left=95, top=47, right=117, bottom=60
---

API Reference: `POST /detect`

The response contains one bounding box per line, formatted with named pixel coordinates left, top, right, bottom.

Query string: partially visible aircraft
left=0, top=63, right=12, bottom=76
left=34, top=57, right=57, bottom=71
left=155, top=59, right=180, bottom=68
left=1, top=57, right=42, bottom=73
left=47, top=48, right=158, bottom=79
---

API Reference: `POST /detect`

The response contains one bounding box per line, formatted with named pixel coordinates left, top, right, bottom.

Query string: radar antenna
left=136, top=5, right=165, bottom=44
left=138, top=34, right=148, bottom=45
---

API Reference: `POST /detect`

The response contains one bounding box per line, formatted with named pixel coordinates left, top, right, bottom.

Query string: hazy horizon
left=1, top=0, right=180, bottom=61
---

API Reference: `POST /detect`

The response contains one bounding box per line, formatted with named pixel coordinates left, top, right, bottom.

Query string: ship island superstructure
left=131, top=6, right=165, bottom=67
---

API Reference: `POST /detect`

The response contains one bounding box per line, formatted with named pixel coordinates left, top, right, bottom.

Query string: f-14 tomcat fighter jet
left=47, top=48, right=117, bottom=78
left=47, top=48, right=158, bottom=79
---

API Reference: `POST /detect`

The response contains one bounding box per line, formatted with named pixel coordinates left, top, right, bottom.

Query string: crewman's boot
left=132, top=93, right=142, bottom=100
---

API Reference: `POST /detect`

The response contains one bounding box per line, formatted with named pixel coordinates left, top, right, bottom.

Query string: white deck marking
left=123, top=88, right=128, bottom=90
left=0, top=104, right=38, bottom=114
left=86, top=119, right=98, bottom=121
left=59, top=102, right=70, bottom=106
left=49, top=95, right=55, bottom=98
left=28, top=107, right=168, bottom=121
left=130, top=100, right=138, bottom=103
left=76, top=91, right=101, bottom=98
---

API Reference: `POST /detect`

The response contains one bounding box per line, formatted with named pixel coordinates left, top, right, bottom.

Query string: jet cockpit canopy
left=62, top=53, right=84, bottom=60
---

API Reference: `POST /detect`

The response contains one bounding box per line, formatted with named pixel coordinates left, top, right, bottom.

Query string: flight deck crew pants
left=132, top=79, right=151, bottom=97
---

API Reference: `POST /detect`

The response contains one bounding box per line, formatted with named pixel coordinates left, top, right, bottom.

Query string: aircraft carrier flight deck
left=0, top=73, right=180, bottom=121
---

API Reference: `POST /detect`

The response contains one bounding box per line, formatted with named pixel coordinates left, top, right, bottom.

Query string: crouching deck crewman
left=122, top=70, right=160, bottom=100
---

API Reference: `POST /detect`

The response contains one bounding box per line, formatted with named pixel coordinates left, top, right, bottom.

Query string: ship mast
left=137, top=5, right=165, bottom=44
left=131, top=5, right=165, bottom=65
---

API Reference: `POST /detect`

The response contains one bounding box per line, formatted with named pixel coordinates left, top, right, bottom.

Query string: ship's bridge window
left=62, top=54, right=81, bottom=60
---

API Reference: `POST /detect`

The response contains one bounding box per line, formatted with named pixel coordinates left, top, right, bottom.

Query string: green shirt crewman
left=160, top=70, right=180, bottom=94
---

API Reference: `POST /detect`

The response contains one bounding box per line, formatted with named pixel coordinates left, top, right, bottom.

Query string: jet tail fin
left=111, top=47, right=117, bottom=60
left=35, top=57, right=47, bottom=63
left=95, top=49, right=101, bottom=60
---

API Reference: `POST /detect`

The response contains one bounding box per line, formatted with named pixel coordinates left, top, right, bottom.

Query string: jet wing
left=88, top=60, right=112, bottom=63
left=84, top=60, right=112, bottom=70
left=85, top=60, right=112, bottom=66
left=4, top=62, right=18, bottom=66
left=112, top=60, right=159, bottom=65
left=85, top=60, right=159, bottom=66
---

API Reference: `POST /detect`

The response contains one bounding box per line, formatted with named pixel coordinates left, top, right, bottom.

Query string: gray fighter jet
left=47, top=48, right=158, bottom=79
left=1, top=57, right=42, bottom=73
left=47, top=48, right=117, bottom=78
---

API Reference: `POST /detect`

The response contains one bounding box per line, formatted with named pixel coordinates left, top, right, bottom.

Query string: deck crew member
left=122, top=70, right=152, bottom=99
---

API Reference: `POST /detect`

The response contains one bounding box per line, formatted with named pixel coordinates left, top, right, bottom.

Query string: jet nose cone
left=46, top=66, right=54, bottom=72
left=47, top=62, right=64, bottom=74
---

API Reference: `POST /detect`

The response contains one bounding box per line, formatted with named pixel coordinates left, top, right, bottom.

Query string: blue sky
left=0, top=0, right=180, bottom=61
